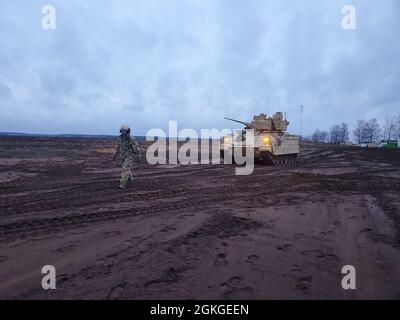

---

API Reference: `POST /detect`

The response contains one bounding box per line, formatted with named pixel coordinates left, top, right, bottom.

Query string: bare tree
left=365, top=118, right=381, bottom=143
left=353, top=120, right=366, bottom=143
left=339, top=123, right=349, bottom=143
left=330, top=124, right=341, bottom=144
left=312, top=129, right=329, bottom=143
left=396, top=113, right=400, bottom=140
left=383, top=115, right=397, bottom=141
left=312, top=129, right=321, bottom=143
left=320, top=130, right=328, bottom=143
left=329, top=123, right=349, bottom=144
left=353, top=119, right=381, bottom=143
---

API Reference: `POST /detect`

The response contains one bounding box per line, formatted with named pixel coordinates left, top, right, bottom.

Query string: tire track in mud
left=0, top=165, right=207, bottom=196
left=0, top=171, right=235, bottom=216
left=0, top=164, right=229, bottom=197
left=0, top=162, right=238, bottom=218
left=3, top=165, right=399, bottom=218
left=0, top=199, right=203, bottom=240
left=0, top=181, right=261, bottom=241
left=1, top=143, right=399, bottom=240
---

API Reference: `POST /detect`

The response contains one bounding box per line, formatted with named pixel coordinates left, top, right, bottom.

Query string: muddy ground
left=0, top=136, right=400, bottom=300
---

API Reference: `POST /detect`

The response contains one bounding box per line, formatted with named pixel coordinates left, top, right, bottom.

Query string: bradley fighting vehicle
left=220, top=112, right=300, bottom=165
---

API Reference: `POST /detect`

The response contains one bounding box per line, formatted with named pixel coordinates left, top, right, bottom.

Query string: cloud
left=0, top=0, right=399, bottom=136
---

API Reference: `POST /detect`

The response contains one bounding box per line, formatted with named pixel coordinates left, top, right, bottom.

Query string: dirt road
left=0, top=137, right=400, bottom=299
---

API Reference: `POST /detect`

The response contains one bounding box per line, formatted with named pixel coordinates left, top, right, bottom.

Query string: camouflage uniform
left=113, top=134, right=140, bottom=188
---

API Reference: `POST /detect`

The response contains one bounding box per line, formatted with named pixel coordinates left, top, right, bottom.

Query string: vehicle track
left=0, top=182, right=264, bottom=241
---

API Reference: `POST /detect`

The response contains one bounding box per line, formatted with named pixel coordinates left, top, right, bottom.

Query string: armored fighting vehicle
left=220, top=112, right=300, bottom=165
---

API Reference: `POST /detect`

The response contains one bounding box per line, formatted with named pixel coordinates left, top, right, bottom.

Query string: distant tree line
left=311, top=114, right=400, bottom=144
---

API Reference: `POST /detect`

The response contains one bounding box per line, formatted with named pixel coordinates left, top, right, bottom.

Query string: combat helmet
left=120, top=124, right=131, bottom=134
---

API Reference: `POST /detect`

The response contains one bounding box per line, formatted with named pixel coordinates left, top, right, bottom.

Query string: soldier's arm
left=113, top=138, right=121, bottom=159
left=131, top=140, right=141, bottom=160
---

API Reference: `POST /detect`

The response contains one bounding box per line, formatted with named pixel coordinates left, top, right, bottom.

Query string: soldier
left=113, top=125, right=140, bottom=189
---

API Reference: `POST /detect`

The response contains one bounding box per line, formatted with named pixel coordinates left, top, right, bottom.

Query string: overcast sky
left=0, top=0, right=399, bottom=136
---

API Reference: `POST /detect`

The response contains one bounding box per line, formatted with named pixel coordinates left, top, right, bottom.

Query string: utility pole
left=300, top=105, right=304, bottom=140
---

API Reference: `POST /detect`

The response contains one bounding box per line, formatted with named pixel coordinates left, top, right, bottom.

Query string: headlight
left=224, top=137, right=229, bottom=142
left=263, top=137, right=271, bottom=144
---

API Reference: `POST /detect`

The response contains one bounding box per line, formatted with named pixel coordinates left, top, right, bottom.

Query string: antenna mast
left=300, top=105, right=304, bottom=140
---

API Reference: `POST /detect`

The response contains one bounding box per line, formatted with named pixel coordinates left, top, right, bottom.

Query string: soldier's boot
left=119, top=179, right=128, bottom=189
left=119, top=174, right=129, bottom=189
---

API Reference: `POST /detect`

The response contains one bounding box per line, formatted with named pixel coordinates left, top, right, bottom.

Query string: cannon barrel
left=224, top=117, right=251, bottom=127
